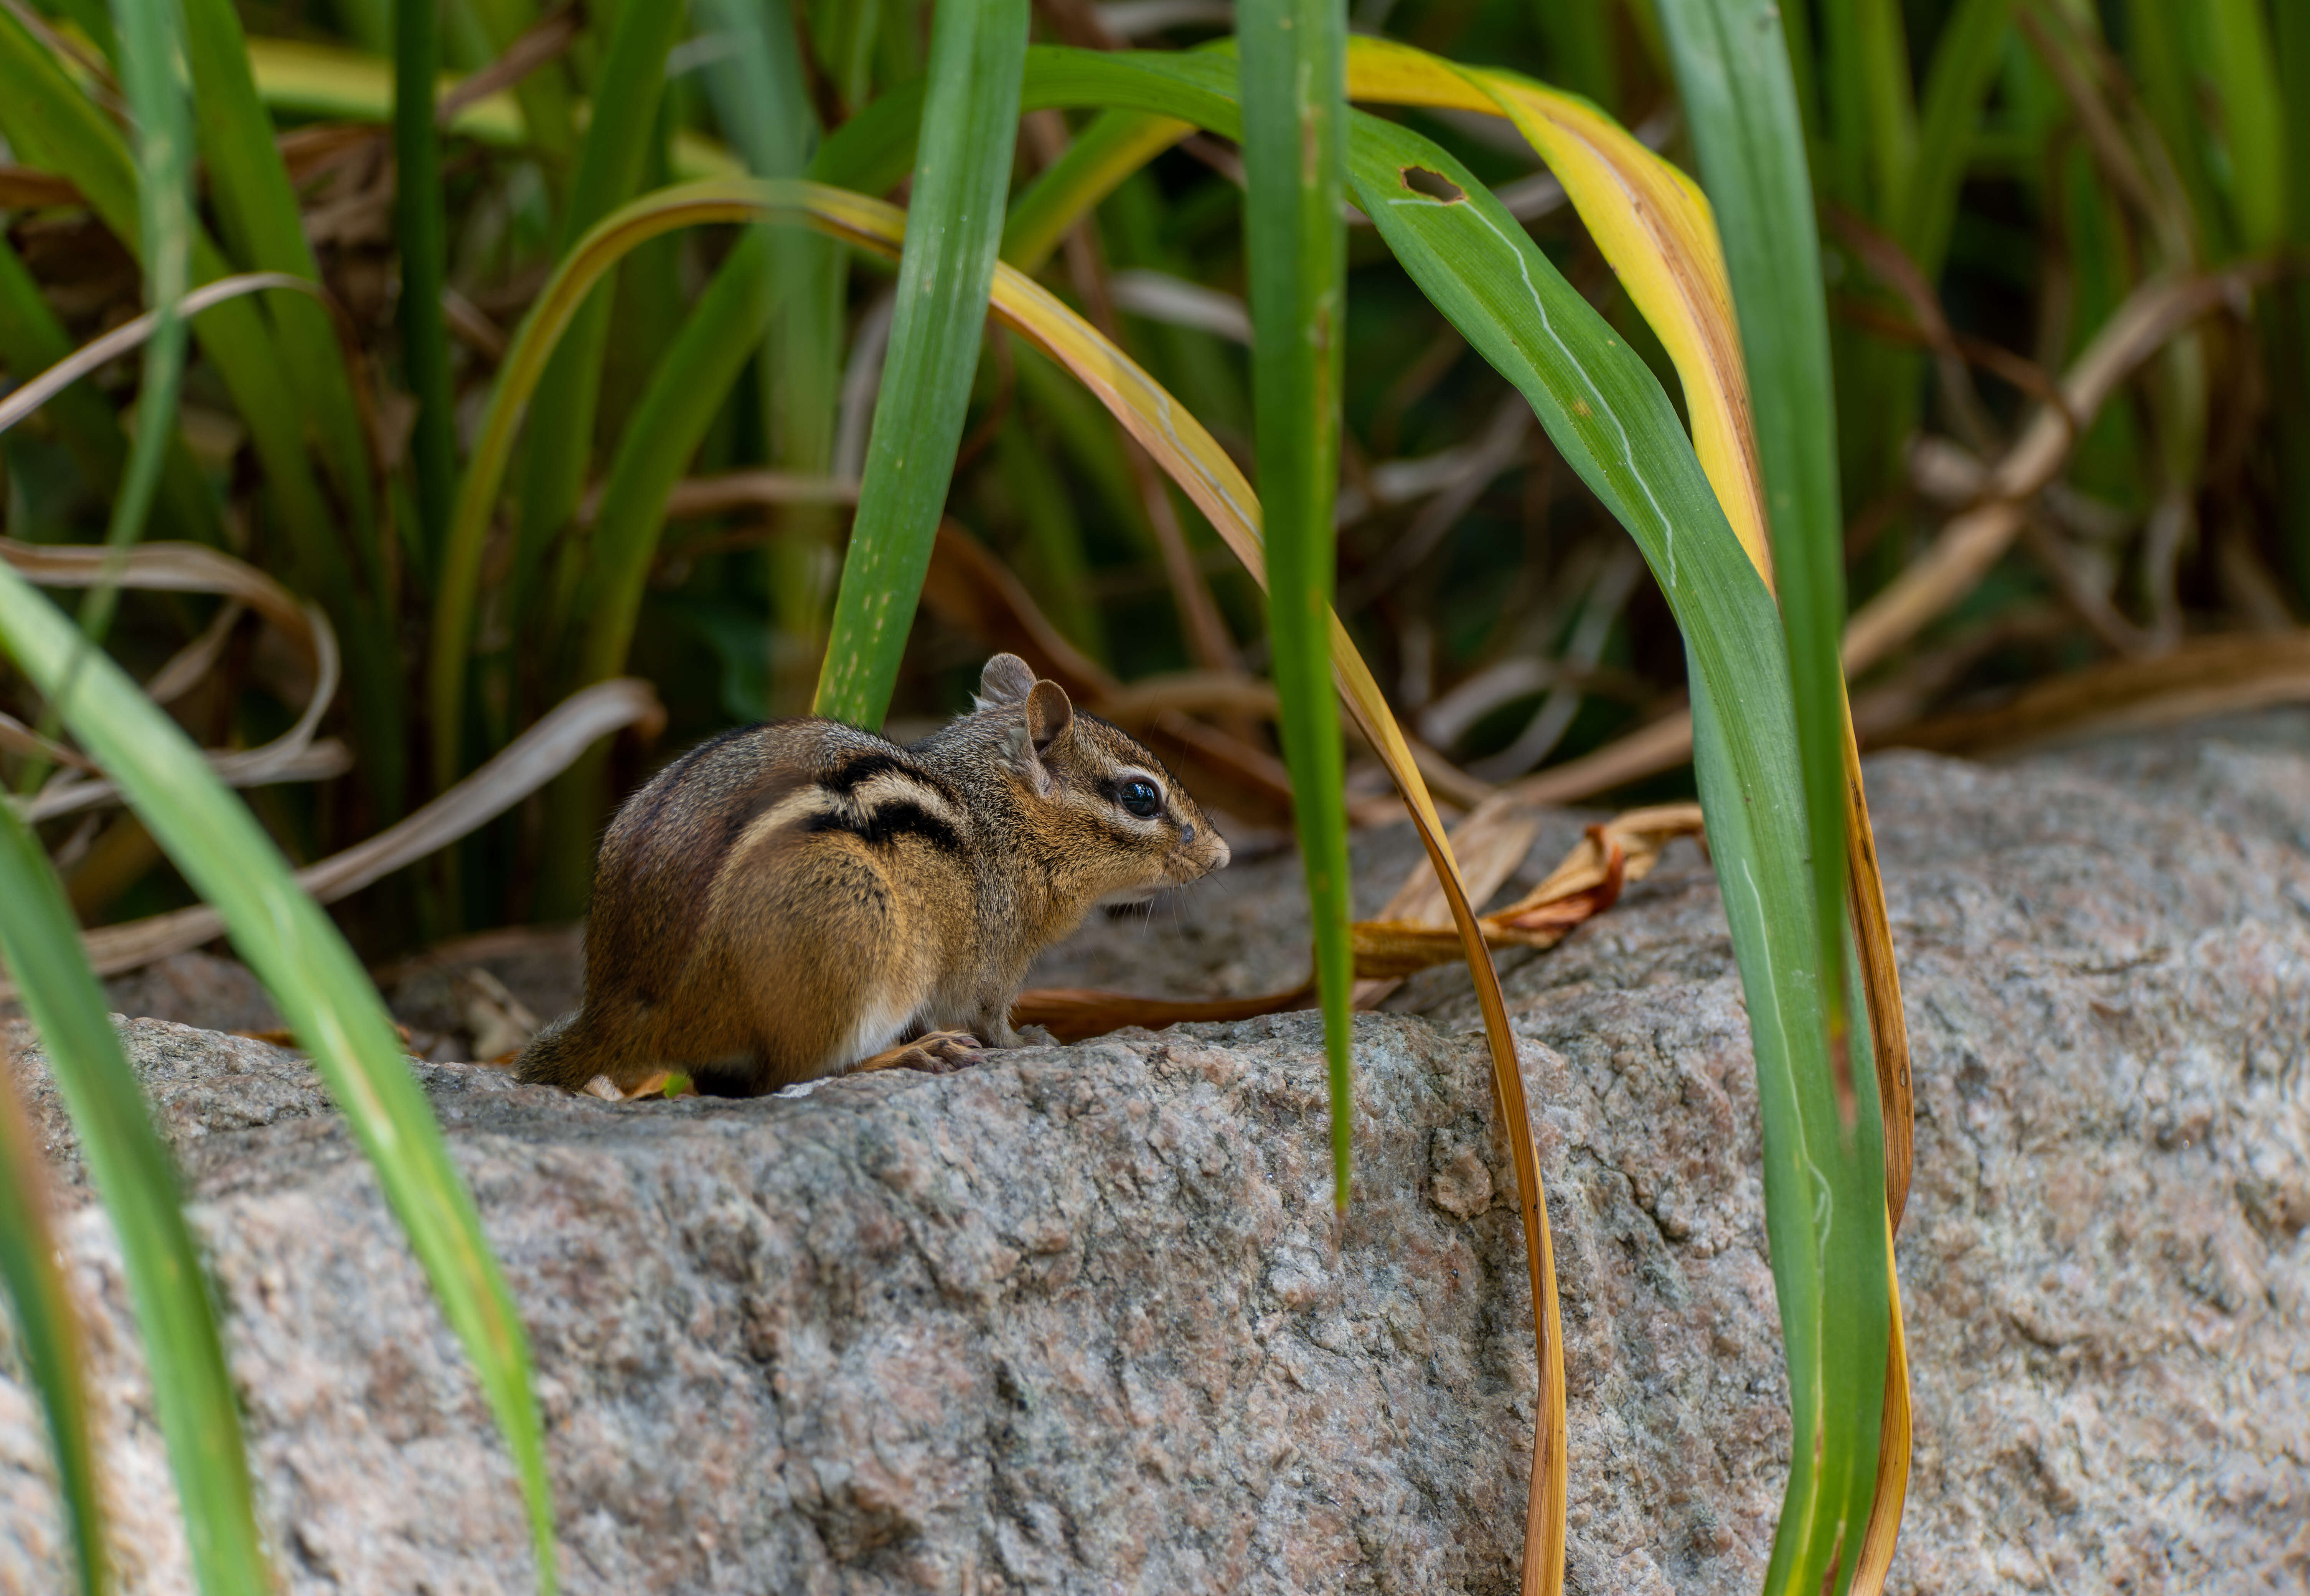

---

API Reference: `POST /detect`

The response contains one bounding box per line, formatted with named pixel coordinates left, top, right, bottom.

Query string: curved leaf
left=86, top=0, right=193, bottom=662
left=1342, top=38, right=1776, bottom=580
left=1342, top=109, right=1889, bottom=1596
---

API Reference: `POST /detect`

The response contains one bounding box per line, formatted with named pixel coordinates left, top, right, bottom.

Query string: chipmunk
left=518, top=654, right=1229, bottom=1098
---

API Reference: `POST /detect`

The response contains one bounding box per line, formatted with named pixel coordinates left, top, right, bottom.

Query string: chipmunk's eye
left=1115, top=777, right=1163, bottom=818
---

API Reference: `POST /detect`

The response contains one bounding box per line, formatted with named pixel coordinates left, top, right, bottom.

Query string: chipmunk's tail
left=514, top=1011, right=607, bottom=1090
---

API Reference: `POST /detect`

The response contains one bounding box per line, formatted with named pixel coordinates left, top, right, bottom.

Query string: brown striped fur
left=517, top=655, right=1228, bottom=1096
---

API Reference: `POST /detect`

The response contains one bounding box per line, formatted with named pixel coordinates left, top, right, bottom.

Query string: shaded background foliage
left=4, top=0, right=2302, bottom=946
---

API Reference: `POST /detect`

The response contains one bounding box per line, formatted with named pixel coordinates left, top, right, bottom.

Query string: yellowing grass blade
left=0, top=1045, right=101, bottom=1596
left=1854, top=1219, right=1913, bottom=1591
left=1342, top=37, right=1774, bottom=585
left=421, top=172, right=1567, bottom=1594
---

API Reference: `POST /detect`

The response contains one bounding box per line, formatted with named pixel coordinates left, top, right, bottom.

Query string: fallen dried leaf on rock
left=1012, top=803, right=1707, bottom=1040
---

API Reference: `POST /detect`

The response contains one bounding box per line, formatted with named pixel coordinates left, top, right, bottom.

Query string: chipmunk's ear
left=1024, top=678, right=1073, bottom=754
left=975, top=653, right=1037, bottom=709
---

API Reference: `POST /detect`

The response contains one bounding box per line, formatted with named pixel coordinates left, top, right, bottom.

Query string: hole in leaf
left=1400, top=166, right=1465, bottom=203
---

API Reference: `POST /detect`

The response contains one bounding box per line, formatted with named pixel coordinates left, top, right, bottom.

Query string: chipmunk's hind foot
left=515, top=1006, right=674, bottom=1099
left=852, top=1030, right=984, bottom=1076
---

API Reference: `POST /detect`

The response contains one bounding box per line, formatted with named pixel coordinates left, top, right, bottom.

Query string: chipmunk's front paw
left=895, top=1030, right=984, bottom=1074
left=850, top=1030, right=986, bottom=1076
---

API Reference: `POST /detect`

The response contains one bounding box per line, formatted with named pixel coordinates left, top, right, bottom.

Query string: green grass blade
left=2125, top=0, right=2224, bottom=257
left=0, top=1037, right=103, bottom=1596
left=699, top=0, right=818, bottom=182
left=512, top=0, right=688, bottom=619
left=83, top=0, right=193, bottom=655
left=1815, top=0, right=1914, bottom=217
left=1342, top=109, right=1889, bottom=1596
left=1654, top=2, right=1887, bottom=1586
left=396, top=0, right=457, bottom=564
left=813, top=0, right=1029, bottom=725
left=760, top=226, right=849, bottom=718
left=2203, top=0, right=2286, bottom=252
left=1808, top=0, right=1919, bottom=498
left=2285, top=0, right=2310, bottom=247
left=178, top=0, right=379, bottom=571
left=462, top=0, right=576, bottom=162
left=2275, top=0, right=2310, bottom=606
left=810, top=69, right=928, bottom=193
left=37, top=0, right=115, bottom=59
left=1896, top=0, right=2013, bottom=284
left=814, top=0, right=881, bottom=114
left=0, top=572, right=561, bottom=1594
left=1655, top=0, right=1850, bottom=1100
left=1239, top=0, right=1354, bottom=1210
left=0, top=806, right=271, bottom=1596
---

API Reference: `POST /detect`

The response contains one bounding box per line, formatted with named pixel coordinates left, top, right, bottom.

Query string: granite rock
left=0, top=721, right=2305, bottom=1594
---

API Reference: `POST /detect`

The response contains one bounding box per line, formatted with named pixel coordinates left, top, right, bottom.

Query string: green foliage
left=1240, top=0, right=1355, bottom=1207
left=84, top=0, right=190, bottom=660
left=815, top=0, right=1029, bottom=725
left=396, top=0, right=458, bottom=568
left=0, top=566, right=559, bottom=1592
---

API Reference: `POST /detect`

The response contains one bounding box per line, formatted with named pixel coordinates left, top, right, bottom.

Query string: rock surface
left=1, top=718, right=2306, bottom=1594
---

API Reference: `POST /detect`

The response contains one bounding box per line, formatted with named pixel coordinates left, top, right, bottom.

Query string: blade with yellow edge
left=1341, top=38, right=1774, bottom=587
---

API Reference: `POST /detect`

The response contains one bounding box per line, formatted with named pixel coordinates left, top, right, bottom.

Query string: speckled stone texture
left=2, top=718, right=2307, bottom=1594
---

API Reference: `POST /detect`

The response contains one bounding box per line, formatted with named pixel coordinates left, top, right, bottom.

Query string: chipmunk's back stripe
left=805, top=799, right=964, bottom=852
left=821, top=750, right=960, bottom=807
left=821, top=752, right=907, bottom=793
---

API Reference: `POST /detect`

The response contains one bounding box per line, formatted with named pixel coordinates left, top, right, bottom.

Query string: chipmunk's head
left=966, top=654, right=1228, bottom=905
